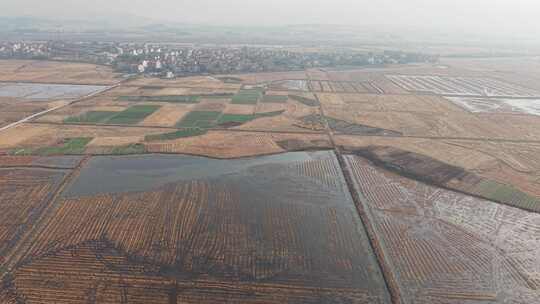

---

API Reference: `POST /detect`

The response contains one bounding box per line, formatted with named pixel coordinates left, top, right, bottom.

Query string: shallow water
left=0, top=82, right=108, bottom=100
left=64, top=151, right=322, bottom=197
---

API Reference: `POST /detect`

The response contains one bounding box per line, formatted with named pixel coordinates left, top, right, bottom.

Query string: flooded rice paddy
left=0, top=82, right=109, bottom=100
left=14, top=151, right=391, bottom=303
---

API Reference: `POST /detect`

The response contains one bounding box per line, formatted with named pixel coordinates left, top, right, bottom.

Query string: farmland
left=65, top=105, right=161, bottom=125
left=0, top=60, right=120, bottom=85
left=2, top=57, right=540, bottom=303
left=344, top=155, right=540, bottom=303
left=0, top=167, right=67, bottom=270
left=387, top=75, right=540, bottom=97
left=270, top=79, right=384, bottom=94
left=1, top=152, right=391, bottom=303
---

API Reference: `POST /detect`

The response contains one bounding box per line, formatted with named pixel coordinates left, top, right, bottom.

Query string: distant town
left=0, top=41, right=439, bottom=77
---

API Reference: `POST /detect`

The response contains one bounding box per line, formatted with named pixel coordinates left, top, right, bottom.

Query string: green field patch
left=145, top=128, right=208, bottom=142
left=471, top=180, right=540, bottom=212
left=15, top=137, right=94, bottom=156
left=289, top=95, right=319, bottom=106
left=218, top=114, right=257, bottom=124
left=65, top=105, right=160, bottom=125
left=110, top=143, right=147, bottom=155
left=176, top=111, right=222, bottom=128
left=231, top=89, right=264, bottom=104
left=64, top=111, right=119, bottom=124
left=262, top=95, right=288, bottom=103
left=106, top=105, right=161, bottom=125
left=217, top=110, right=285, bottom=126
left=118, top=95, right=201, bottom=103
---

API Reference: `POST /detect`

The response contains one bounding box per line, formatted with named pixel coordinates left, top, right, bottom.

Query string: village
left=0, top=41, right=438, bottom=77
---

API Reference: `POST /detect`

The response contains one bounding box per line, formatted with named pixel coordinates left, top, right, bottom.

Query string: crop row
left=388, top=75, right=538, bottom=97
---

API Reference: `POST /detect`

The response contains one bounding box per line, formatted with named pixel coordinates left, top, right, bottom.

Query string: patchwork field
left=345, top=156, right=540, bottom=303
left=2, top=57, right=540, bottom=303
left=127, top=75, right=242, bottom=90
left=319, top=92, right=540, bottom=140
left=337, top=136, right=540, bottom=200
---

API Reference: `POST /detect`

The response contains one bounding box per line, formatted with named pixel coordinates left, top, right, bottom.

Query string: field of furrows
left=345, top=155, right=540, bottom=303
left=0, top=152, right=391, bottom=303
left=0, top=168, right=66, bottom=269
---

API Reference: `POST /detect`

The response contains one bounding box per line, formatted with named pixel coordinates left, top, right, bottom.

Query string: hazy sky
left=2, top=0, right=540, bottom=34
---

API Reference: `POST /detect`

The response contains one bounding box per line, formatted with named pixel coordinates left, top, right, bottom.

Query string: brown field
left=87, top=136, right=145, bottom=148
left=336, top=136, right=494, bottom=170
left=255, top=102, right=287, bottom=113
left=139, top=104, right=193, bottom=127
left=0, top=60, right=120, bottom=85
left=127, top=76, right=241, bottom=90
left=0, top=97, right=70, bottom=128
left=319, top=92, right=540, bottom=140
left=223, top=104, right=255, bottom=115
left=0, top=124, right=57, bottom=149
left=337, top=94, right=457, bottom=114
left=146, top=131, right=330, bottom=158
left=224, top=70, right=308, bottom=84
left=235, top=99, right=321, bottom=132
left=193, top=100, right=227, bottom=112
left=337, top=135, right=540, bottom=199
left=153, top=87, right=191, bottom=95
left=345, top=155, right=540, bottom=303
left=0, top=168, right=67, bottom=269
left=0, top=123, right=166, bottom=151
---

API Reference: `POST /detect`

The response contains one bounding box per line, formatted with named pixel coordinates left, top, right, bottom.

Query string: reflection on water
left=65, top=152, right=318, bottom=197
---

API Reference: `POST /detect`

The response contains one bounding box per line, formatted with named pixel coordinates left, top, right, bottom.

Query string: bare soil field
left=345, top=156, right=540, bottom=303
left=86, top=136, right=145, bottom=148
left=139, top=104, right=193, bottom=127
left=0, top=123, right=165, bottom=152
left=319, top=92, right=540, bottom=139
left=0, top=124, right=58, bottom=149
left=223, top=103, right=256, bottom=115
left=146, top=131, right=330, bottom=158
left=0, top=168, right=67, bottom=270
left=321, top=93, right=455, bottom=114
left=235, top=99, right=322, bottom=132
left=224, top=70, right=308, bottom=84
left=0, top=60, right=120, bottom=85
left=127, top=75, right=241, bottom=90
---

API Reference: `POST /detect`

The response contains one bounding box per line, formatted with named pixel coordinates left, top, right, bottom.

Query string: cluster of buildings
left=0, top=41, right=51, bottom=59
left=0, top=41, right=438, bottom=77
left=114, top=44, right=438, bottom=77
left=0, top=41, right=120, bottom=65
